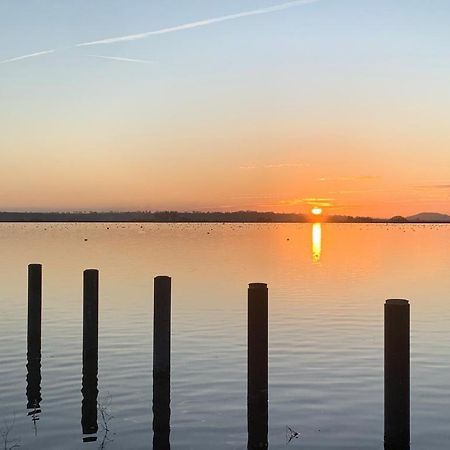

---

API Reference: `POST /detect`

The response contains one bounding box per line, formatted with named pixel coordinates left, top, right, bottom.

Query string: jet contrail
left=76, top=0, right=319, bottom=47
left=0, top=49, right=56, bottom=65
left=87, top=55, right=157, bottom=64
left=1, top=0, right=319, bottom=65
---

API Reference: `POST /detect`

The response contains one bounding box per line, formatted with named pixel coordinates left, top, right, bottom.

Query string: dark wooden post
left=153, top=276, right=171, bottom=449
left=153, top=276, right=171, bottom=380
left=247, top=283, right=268, bottom=450
left=27, top=264, right=42, bottom=360
left=81, top=269, right=99, bottom=440
left=384, top=299, right=410, bottom=449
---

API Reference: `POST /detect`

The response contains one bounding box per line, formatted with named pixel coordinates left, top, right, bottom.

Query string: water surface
left=1, top=223, right=449, bottom=449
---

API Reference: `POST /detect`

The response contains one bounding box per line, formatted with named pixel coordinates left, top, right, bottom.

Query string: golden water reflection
left=312, top=222, right=322, bottom=263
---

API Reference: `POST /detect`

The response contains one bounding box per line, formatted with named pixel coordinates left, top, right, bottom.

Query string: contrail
left=76, top=0, right=319, bottom=47
left=0, top=49, right=56, bottom=65
left=1, top=0, right=319, bottom=65
left=87, top=55, right=157, bottom=64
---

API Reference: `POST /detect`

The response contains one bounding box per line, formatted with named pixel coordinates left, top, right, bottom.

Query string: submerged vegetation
left=1, top=416, right=20, bottom=450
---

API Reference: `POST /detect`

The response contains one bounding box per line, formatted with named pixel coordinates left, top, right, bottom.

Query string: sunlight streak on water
left=312, top=222, right=322, bottom=263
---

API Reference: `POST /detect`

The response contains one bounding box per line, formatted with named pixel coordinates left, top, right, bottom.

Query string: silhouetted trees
left=0, top=210, right=306, bottom=223
left=1, top=210, right=448, bottom=223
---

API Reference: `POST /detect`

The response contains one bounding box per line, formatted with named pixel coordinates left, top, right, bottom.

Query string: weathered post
left=81, top=269, right=99, bottom=440
left=247, top=283, right=268, bottom=450
left=27, top=264, right=42, bottom=360
left=153, top=276, right=171, bottom=449
left=384, top=299, right=410, bottom=449
left=153, top=276, right=171, bottom=380
left=83, top=269, right=99, bottom=364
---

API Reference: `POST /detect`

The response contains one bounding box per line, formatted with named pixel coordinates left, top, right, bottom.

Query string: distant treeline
left=0, top=210, right=306, bottom=223
left=0, top=211, right=447, bottom=223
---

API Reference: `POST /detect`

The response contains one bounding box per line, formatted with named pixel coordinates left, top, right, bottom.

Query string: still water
left=1, top=223, right=449, bottom=449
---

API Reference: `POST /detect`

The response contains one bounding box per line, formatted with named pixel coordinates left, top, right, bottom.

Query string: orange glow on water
left=312, top=222, right=322, bottom=263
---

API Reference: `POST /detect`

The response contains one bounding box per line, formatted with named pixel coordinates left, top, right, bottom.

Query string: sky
left=1, top=0, right=449, bottom=217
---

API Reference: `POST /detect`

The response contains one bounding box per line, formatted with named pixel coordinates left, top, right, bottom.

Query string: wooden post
left=81, top=269, right=99, bottom=439
left=247, top=283, right=268, bottom=450
left=27, top=264, right=42, bottom=360
left=384, top=299, right=410, bottom=449
left=153, top=276, right=171, bottom=449
left=153, top=276, right=171, bottom=380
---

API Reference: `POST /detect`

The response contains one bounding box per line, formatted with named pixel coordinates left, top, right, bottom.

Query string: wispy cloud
left=329, top=188, right=388, bottom=195
left=76, top=0, right=319, bottom=47
left=0, top=49, right=56, bottom=65
left=264, top=162, right=306, bottom=169
left=281, top=197, right=334, bottom=207
left=233, top=194, right=288, bottom=200
left=414, top=184, right=450, bottom=190
left=239, top=165, right=258, bottom=170
left=318, top=175, right=381, bottom=182
left=239, top=162, right=306, bottom=170
left=87, top=55, right=157, bottom=64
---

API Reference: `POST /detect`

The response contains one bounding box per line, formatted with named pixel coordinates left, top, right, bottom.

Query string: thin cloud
left=233, top=193, right=288, bottom=200
left=329, top=188, right=388, bottom=194
left=0, top=49, right=56, bottom=65
left=264, top=163, right=306, bottom=169
left=239, top=165, right=258, bottom=170
left=414, top=184, right=450, bottom=190
left=239, top=162, right=305, bottom=170
left=87, top=55, right=157, bottom=64
left=76, top=0, right=319, bottom=47
left=281, top=198, right=334, bottom=207
left=318, top=175, right=381, bottom=182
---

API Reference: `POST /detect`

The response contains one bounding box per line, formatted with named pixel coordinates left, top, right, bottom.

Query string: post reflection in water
left=26, top=351, right=42, bottom=432
left=152, top=377, right=171, bottom=449
left=81, top=357, right=98, bottom=442
left=312, top=222, right=322, bottom=263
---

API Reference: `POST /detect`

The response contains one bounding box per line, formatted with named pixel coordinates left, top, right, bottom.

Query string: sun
left=311, top=207, right=323, bottom=216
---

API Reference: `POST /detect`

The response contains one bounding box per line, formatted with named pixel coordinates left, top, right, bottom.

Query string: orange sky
left=1, top=1, right=449, bottom=217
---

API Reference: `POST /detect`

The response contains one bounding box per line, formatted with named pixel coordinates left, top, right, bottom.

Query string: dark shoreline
left=1, top=220, right=449, bottom=224
left=0, top=211, right=449, bottom=224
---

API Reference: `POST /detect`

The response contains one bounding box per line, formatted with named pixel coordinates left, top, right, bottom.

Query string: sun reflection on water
left=312, top=222, right=322, bottom=263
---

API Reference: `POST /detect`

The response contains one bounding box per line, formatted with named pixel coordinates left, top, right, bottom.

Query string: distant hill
left=407, top=212, right=450, bottom=223
left=388, top=216, right=409, bottom=223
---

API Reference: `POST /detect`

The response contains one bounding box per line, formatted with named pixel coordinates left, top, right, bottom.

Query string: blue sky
left=1, top=0, right=449, bottom=214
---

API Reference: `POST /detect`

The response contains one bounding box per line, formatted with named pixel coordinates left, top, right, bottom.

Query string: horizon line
left=0, top=210, right=449, bottom=219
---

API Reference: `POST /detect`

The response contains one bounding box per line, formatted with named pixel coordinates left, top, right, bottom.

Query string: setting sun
left=311, top=207, right=323, bottom=216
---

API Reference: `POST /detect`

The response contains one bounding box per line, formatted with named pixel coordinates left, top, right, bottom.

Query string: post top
left=249, top=283, right=268, bottom=290
left=28, top=263, right=42, bottom=268
left=386, top=299, right=409, bottom=305
left=84, top=269, right=99, bottom=274
left=155, top=275, right=171, bottom=280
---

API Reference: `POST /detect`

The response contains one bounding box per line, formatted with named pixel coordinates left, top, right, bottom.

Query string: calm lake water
left=1, top=223, right=449, bottom=449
